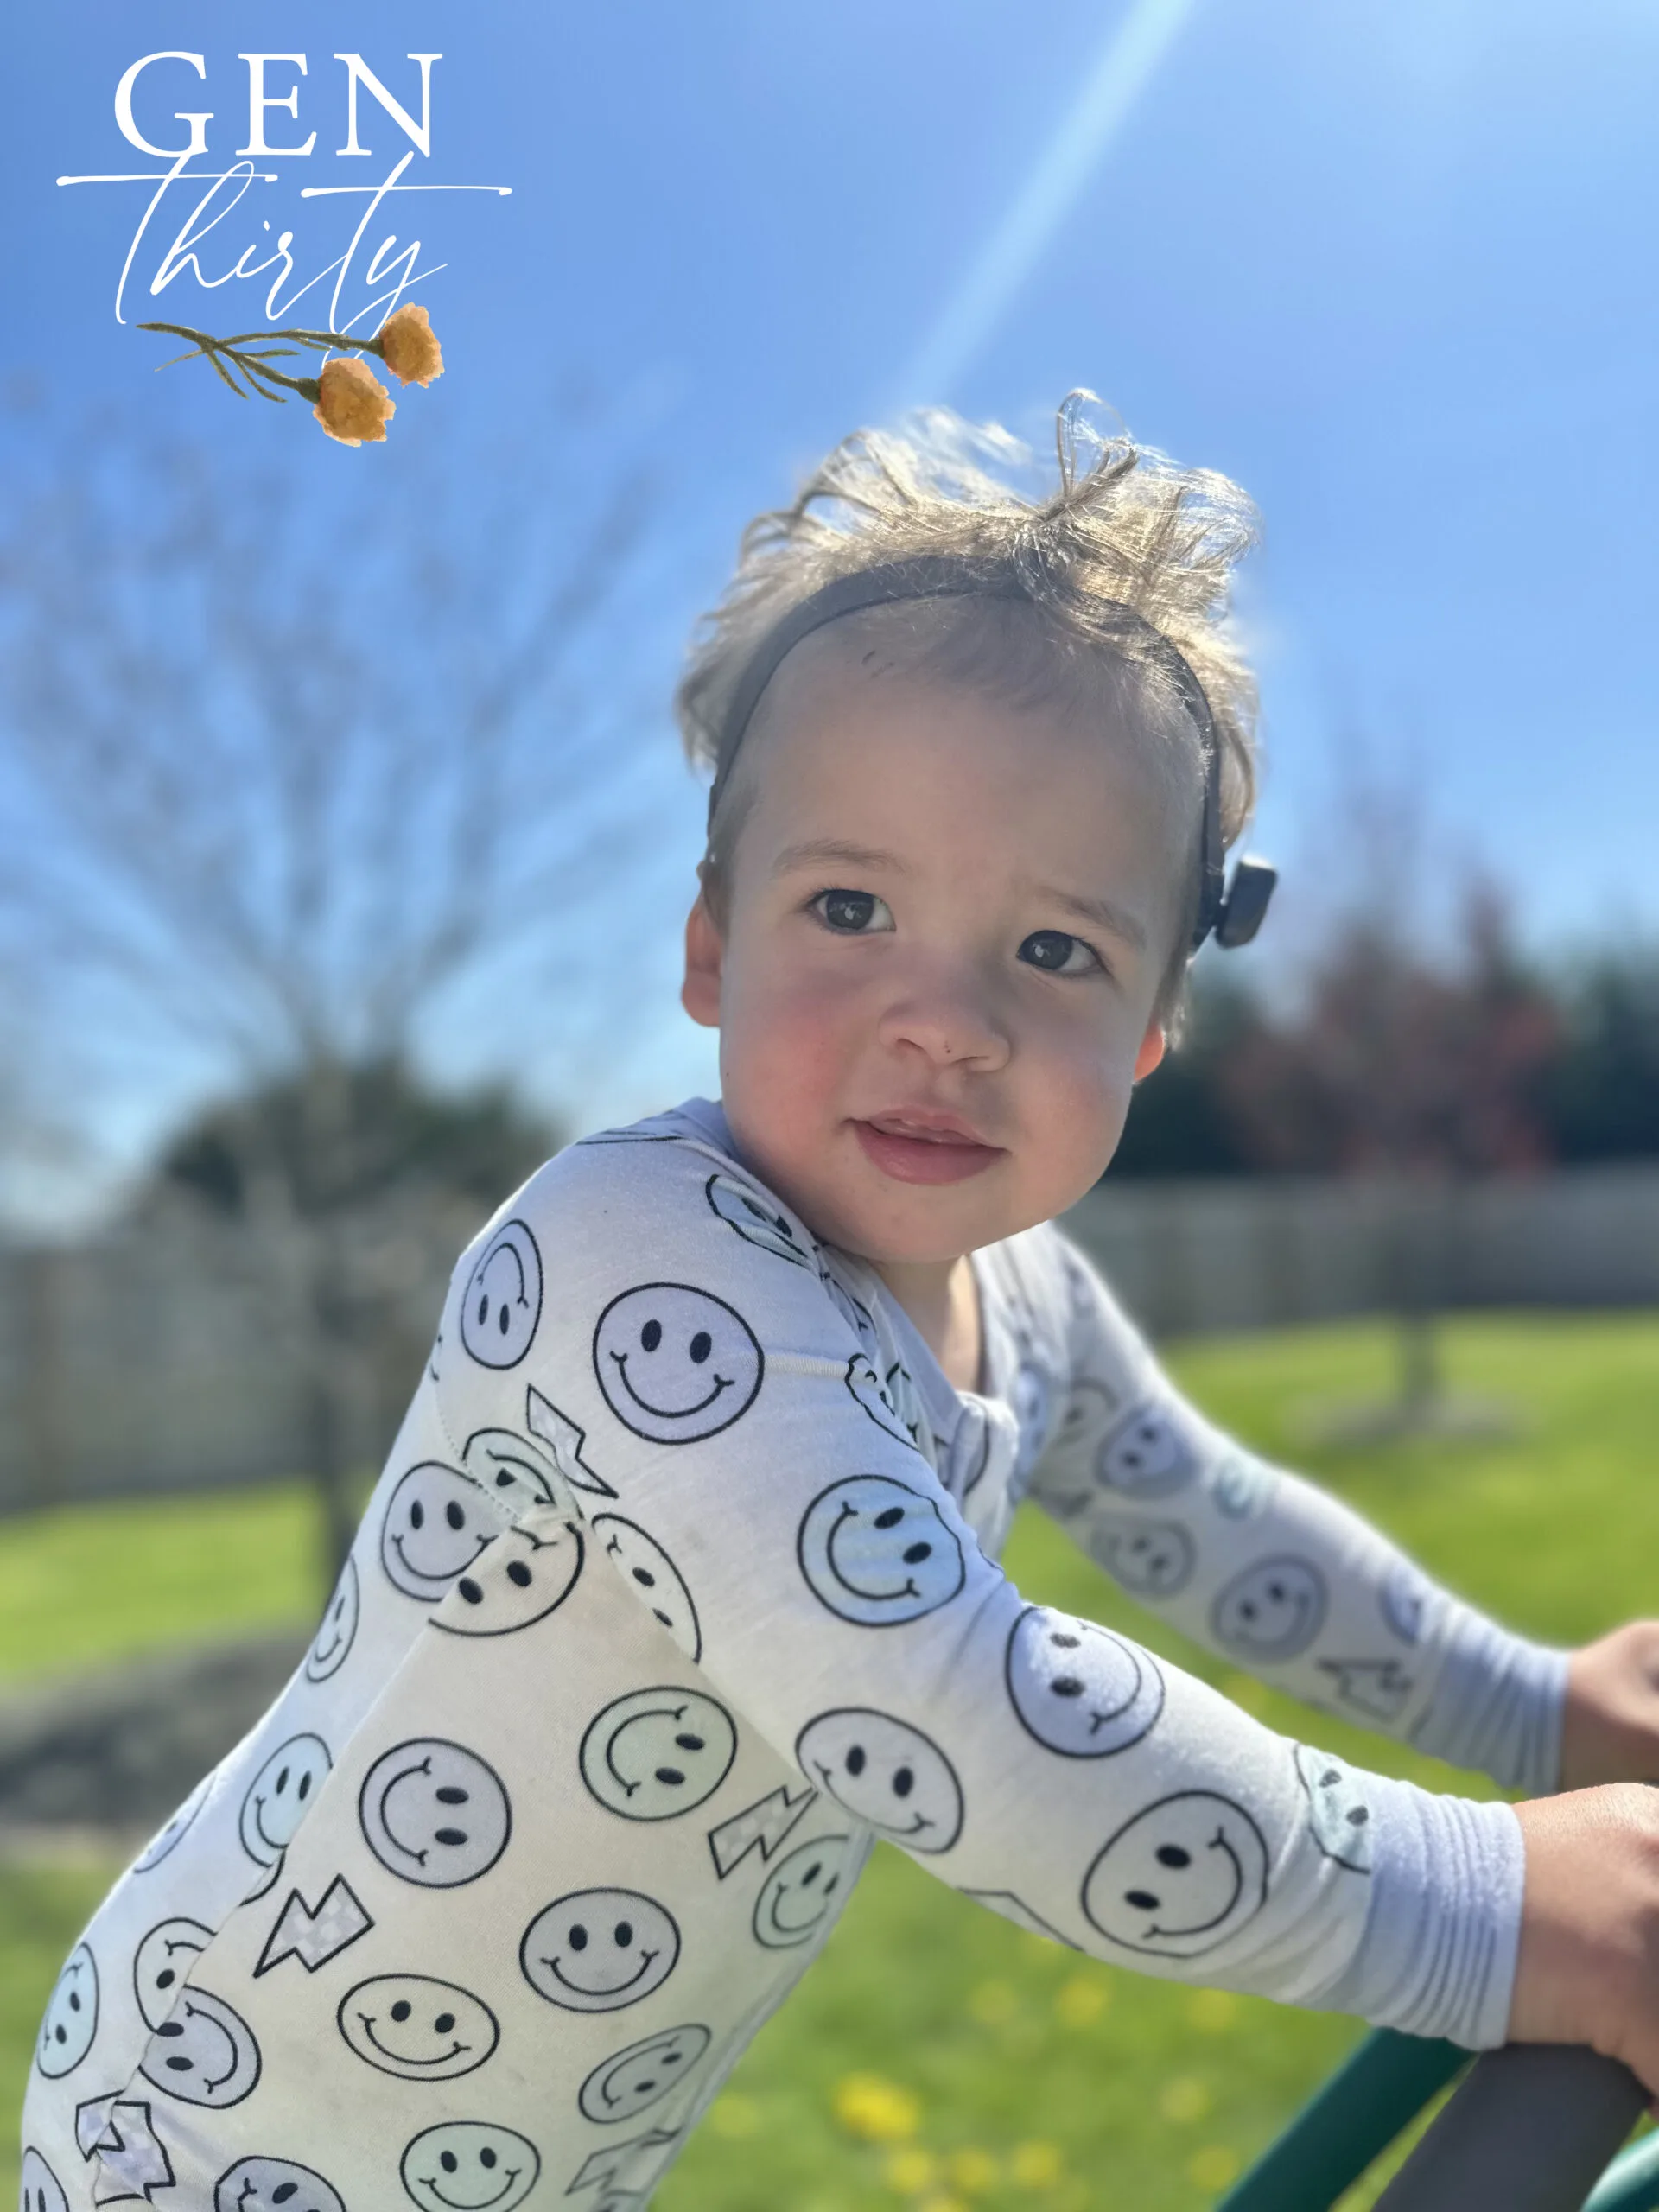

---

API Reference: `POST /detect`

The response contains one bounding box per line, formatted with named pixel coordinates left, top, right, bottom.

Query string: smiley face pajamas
left=21, top=1099, right=1554, bottom=2210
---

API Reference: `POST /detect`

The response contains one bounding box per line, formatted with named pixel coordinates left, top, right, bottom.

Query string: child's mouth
left=853, top=1115, right=1006, bottom=1186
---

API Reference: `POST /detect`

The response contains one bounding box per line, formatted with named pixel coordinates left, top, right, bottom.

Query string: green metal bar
left=1584, top=2130, right=1659, bottom=2212
left=1216, top=2030, right=1469, bottom=2212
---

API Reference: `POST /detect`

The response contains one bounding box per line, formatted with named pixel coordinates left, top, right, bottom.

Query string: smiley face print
left=520, top=1888, right=681, bottom=2013
left=797, top=1475, right=966, bottom=1628
left=1085, top=1515, right=1196, bottom=1599
left=579, top=1688, right=737, bottom=1821
left=460, top=1427, right=563, bottom=1511
left=140, top=1986, right=262, bottom=2107
left=594, top=1284, right=764, bottom=1444
left=399, top=2122, right=542, bottom=2212
left=593, top=1515, right=702, bottom=1660
left=381, top=1464, right=499, bottom=1603
left=435, top=1517, right=584, bottom=1637
left=1005, top=1607, right=1164, bottom=1758
left=214, top=2158, right=346, bottom=2212
left=35, top=1942, right=97, bottom=2078
left=1096, top=1402, right=1198, bottom=1497
left=1051, top=1379, right=1118, bottom=1462
left=340, top=1974, right=500, bottom=2081
left=705, top=1173, right=811, bottom=1267
left=752, top=1834, right=855, bottom=1950
left=844, top=1353, right=918, bottom=1449
left=1207, top=1451, right=1277, bottom=1521
left=1294, top=1745, right=1374, bottom=1875
left=795, top=1710, right=963, bottom=1853
left=460, top=1220, right=543, bottom=1370
left=132, top=1771, right=213, bottom=1874
left=305, top=1556, right=360, bottom=1682
left=1381, top=1560, right=1433, bottom=1646
left=360, top=1739, right=512, bottom=1886
left=239, top=1733, right=333, bottom=1866
left=1210, top=1556, right=1328, bottom=1663
left=133, top=1916, right=213, bottom=2031
left=579, top=2023, right=712, bottom=2125
left=18, top=2148, right=69, bottom=2212
left=1081, top=1791, right=1269, bottom=1959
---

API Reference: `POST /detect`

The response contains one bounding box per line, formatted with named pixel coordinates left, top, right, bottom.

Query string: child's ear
left=681, top=867, right=724, bottom=1029
left=1133, top=1019, right=1167, bottom=1083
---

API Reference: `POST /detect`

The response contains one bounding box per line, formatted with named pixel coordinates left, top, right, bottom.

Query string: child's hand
left=1561, top=1623, right=1659, bottom=1789
left=1511, top=1785, right=1659, bottom=2095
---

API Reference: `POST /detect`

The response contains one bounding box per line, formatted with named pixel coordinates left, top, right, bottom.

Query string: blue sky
left=4, top=0, right=1658, bottom=1198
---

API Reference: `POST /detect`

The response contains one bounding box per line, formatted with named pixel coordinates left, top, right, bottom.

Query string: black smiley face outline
left=1209, top=1555, right=1329, bottom=1663
left=592, top=1283, right=764, bottom=1444
left=359, top=1738, right=513, bottom=1887
left=460, top=1220, right=543, bottom=1370
left=213, top=2155, right=346, bottom=2212
left=19, top=2148, right=70, bottom=2212
left=380, top=1463, right=499, bottom=1603
left=793, top=1708, right=964, bottom=1853
left=133, top=1916, right=213, bottom=2031
left=751, top=1833, right=855, bottom=1949
left=238, top=1733, right=333, bottom=1866
left=518, top=1888, right=682, bottom=2014
left=1003, top=1605, right=1165, bottom=1758
left=140, top=1986, right=263, bottom=2108
left=1085, top=1515, right=1197, bottom=1599
left=338, top=1974, right=500, bottom=2082
left=704, top=1172, right=812, bottom=1268
left=578, top=1688, right=738, bottom=1822
left=133, top=1772, right=213, bottom=1874
left=1096, top=1402, right=1197, bottom=1497
left=593, top=1513, right=702, bottom=1660
left=797, top=1475, right=966, bottom=1629
left=1080, top=1789, right=1269, bottom=1959
left=398, top=2122, right=542, bottom=2212
left=577, top=2022, right=713, bottom=2125
left=35, top=1942, right=98, bottom=2079
left=305, top=1556, right=360, bottom=1682
left=434, top=1517, right=585, bottom=1639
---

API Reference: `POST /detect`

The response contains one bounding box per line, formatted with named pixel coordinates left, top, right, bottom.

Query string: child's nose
left=875, top=966, right=1011, bottom=1070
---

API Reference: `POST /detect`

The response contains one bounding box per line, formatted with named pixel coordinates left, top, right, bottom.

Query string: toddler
left=22, top=399, right=1659, bottom=2212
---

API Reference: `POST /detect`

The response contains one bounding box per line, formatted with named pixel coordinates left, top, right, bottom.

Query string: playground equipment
left=1218, top=2031, right=1659, bottom=2210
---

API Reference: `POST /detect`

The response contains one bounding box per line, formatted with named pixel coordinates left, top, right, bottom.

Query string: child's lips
left=852, top=1113, right=1006, bottom=1186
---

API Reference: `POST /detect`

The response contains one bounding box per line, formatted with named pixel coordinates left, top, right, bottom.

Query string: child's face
left=683, top=655, right=1178, bottom=1268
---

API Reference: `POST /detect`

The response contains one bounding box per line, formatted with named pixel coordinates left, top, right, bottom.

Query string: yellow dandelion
left=833, top=2073, right=920, bottom=2143
left=1159, top=2076, right=1211, bottom=2124
left=968, top=1980, right=1019, bottom=2026
left=1009, top=2139, right=1065, bottom=2189
left=1187, top=1987, right=1241, bottom=2034
left=708, top=2093, right=760, bottom=2139
left=883, top=2146, right=939, bottom=2195
left=945, top=2146, right=1000, bottom=2194
left=1187, top=2145, right=1243, bottom=2190
left=1054, top=1973, right=1108, bottom=2027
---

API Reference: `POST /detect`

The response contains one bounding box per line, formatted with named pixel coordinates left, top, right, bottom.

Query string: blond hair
left=676, top=394, right=1262, bottom=1018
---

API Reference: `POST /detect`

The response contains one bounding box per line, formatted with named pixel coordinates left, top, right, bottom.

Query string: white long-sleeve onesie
left=20, top=1100, right=1561, bottom=2212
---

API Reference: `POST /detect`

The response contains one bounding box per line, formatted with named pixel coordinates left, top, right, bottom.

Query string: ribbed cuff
left=1411, top=1609, right=1571, bottom=1796
left=1315, top=1779, right=1525, bottom=2050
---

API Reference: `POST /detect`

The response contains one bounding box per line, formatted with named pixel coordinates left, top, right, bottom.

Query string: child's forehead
left=744, top=624, right=1192, bottom=848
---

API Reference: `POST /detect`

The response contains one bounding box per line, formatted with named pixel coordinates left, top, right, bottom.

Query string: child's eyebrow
left=771, top=838, right=910, bottom=879
left=1034, top=885, right=1149, bottom=954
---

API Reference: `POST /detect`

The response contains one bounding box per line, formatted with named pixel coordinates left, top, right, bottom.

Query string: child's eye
left=812, top=888, right=894, bottom=935
left=1019, top=929, right=1102, bottom=976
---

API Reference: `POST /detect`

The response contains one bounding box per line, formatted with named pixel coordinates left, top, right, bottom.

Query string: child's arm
left=435, top=1133, right=1525, bottom=2054
left=1022, top=1230, right=1567, bottom=1796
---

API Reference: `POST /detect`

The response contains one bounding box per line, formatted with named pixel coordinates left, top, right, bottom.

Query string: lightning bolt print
left=253, top=1874, right=373, bottom=1977
left=525, top=1387, right=617, bottom=1498
left=707, top=1783, right=818, bottom=1878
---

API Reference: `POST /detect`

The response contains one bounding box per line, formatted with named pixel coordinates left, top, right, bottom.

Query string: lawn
left=8, top=1311, right=1659, bottom=2211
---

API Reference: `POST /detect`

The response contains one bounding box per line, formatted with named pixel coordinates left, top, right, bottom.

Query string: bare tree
left=0, top=419, right=654, bottom=1574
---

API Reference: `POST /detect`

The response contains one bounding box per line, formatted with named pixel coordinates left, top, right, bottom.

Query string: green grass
left=8, top=1312, right=1659, bottom=2210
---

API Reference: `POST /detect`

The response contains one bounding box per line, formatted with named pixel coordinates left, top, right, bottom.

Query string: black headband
left=705, top=554, right=1274, bottom=954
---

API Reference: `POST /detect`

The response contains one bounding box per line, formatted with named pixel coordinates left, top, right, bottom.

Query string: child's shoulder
left=457, top=1097, right=825, bottom=1287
